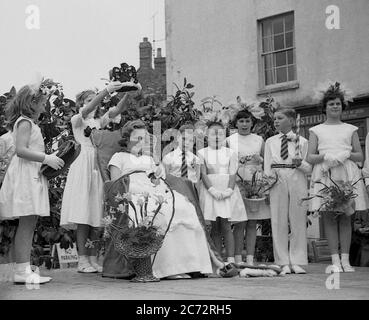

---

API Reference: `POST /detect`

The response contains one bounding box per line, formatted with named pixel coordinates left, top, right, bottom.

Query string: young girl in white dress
left=307, top=83, right=368, bottom=272
left=0, top=84, right=64, bottom=284
left=109, top=121, right=213, bottom=279
left=226, top=110, right=270, bottom=266
left=198, top=121, right=246, bottom=264
left=60, top=81, right=136, bottom=273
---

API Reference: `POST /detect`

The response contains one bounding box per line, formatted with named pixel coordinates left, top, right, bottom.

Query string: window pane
left=276, top=67, right=287, bottom=83
left=288, top=65, right=296, bottom=81
left=273, top=18, right=284, bottom=34
left=262, top=20, right=272, bottom=37
left=287, top=49, right=294, bottom=64
left=264, top=54, right=273, bottom=70
left=265, top=69, right=274, bottom=85
left=285, top=32, right=293, bottom=48
left=275, top=51, right=287, bottom=67
left=262, top=37, right=272, bottom=52
left=285, top=14, right=294, bottom=32
left=274, top=34, right=285, bottom=50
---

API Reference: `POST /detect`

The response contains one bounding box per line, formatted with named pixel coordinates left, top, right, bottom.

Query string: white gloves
left=324, top=151, right=350, bottom=168
left=208, top=187, right=233, bottom=200
left=221, top=188, right=234, bottom=199
left=106, top=81, right=125, bottom=94
left=335, top=151, right=350, bottom=164
left=323, top=153, right=339, bottom=168
left=208, top=187, right=223, bottom=200
left=43, top=152, right=65, bottom=170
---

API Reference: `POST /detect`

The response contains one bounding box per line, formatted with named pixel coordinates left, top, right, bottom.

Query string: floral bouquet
left=237, top=168, right=278, bottom=200
left=237, top=168, right=278, bottom=212
left=301, top=170, right=360, bottom=217
left=99, top=170, right=175, bottom=282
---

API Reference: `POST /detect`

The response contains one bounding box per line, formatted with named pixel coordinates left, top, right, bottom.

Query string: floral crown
left=313, top=81, right=354, bottom=105
left=29, top=77, right=63, bottom=99
left=199, top=95, right=228, bottom=126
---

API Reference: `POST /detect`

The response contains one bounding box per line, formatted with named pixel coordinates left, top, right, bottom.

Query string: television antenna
left=151, top=11, right=158, bottom=60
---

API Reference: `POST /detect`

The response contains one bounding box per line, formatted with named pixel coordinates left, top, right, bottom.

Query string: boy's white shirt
left=264, top=130, right=312, bottom=176
left=162, top=147, right=200, bottom=183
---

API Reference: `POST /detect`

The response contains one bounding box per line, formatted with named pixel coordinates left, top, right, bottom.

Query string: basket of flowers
left=237, top=167, right=278, bottom=213
left=301, top=169, right=360, bottom=217
left=102, top=170, right=175, bottom=282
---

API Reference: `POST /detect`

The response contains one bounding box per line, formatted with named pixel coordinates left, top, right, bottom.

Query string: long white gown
left=108, top=152, right=213, bottom=278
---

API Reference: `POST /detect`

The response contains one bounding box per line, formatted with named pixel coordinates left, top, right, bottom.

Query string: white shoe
left=280, top=265, right=291, bottom=275
left=78, top=262, right=98, bottom=273
left=342, top=264, right=355, bottom=272
left=13, top=272, right=52, bottom=285
left=90, top=262, right=103, bottom=273
left=291, top=265, right=306, bottom=274
left=325, top=264, right=343, bottom=273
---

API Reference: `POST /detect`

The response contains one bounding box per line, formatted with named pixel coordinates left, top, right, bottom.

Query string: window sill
left=257, top=81, right=300, bottom=96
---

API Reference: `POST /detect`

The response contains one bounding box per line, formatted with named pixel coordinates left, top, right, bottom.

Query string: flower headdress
left=313, top=81, right=354, bottom=106
left=199, top=95, right=227, bottom=126
left=29, top=75, right=63, bottom=100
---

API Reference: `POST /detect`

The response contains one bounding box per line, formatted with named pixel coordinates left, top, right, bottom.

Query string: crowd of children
left=0, top=78, right=368, bottom=284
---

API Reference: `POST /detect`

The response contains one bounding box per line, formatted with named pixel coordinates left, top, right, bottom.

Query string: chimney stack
left=139, top=37, right=153, bottom=69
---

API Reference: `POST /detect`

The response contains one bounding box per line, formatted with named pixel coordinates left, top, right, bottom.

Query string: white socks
left=15, top=262, right=31, bottom=274
left=331, top=254, right=341, bottom=266
left=89, top=255, right=103, bottom=272
left=233, top=255, right=254, bottom=265
left=341, top=253, right=352, bottom=266
left=235, top=255, right=243, bottom=264
left=79, top=255, right=89, bottom=264
left=227, top=257, right=235, bottom=263
left=246, top=255, right=254, bottom=266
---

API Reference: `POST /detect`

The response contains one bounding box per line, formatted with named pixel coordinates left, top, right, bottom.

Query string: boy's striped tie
left=181, top=149, right=188, bottom=178
left=280, top=134, right=289, bottom=160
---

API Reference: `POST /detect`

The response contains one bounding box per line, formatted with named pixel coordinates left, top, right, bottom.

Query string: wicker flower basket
left=106, top=170, right=175, bottom=283
left=245, top=197, right=266, bottom=213
left=113, top=234, right=165, bottom=282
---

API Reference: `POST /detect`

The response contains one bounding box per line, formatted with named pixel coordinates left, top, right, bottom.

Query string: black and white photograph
left=0, top=0, right=369, bottom=306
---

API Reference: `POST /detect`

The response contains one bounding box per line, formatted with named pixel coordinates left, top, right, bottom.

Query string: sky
left=0, top=0, right=165, bottom=98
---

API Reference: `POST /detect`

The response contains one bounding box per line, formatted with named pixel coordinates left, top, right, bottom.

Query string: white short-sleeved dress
left=197, top=146, right=247, bottom=222
left=0, top=116, right=50, bottom=219
left=309, top=123, right=369, bottom=213
left=226, top=133, right=271, bottom=220
left=108, top=152, right=213, bottom=278
left=60, top=108, right=111, bottom=229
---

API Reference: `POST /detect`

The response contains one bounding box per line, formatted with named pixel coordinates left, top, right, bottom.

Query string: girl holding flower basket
left=226, top=110, right=271, bottom=266
left=306, top=82, right=368, bottom=273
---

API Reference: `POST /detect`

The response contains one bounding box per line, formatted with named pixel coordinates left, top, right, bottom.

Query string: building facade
left=165, top=0, right=369, bottom=239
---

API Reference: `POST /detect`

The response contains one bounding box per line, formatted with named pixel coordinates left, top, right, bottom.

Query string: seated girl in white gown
left=108, top=120, right=213, bottom=279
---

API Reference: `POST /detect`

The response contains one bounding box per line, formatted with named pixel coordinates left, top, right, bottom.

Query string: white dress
left=60, top=108, right=111, bottom=229
left=226, top=133, right=271, bottom=220
left=0, top=117, right=49, bottom=219
left=0, top=131, right=15, bottom=184
left=108, top=152, right=213, bottom=278
left=309, top=123, right=369, bottom=213
left=197, top=146, right=247, bottom=222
